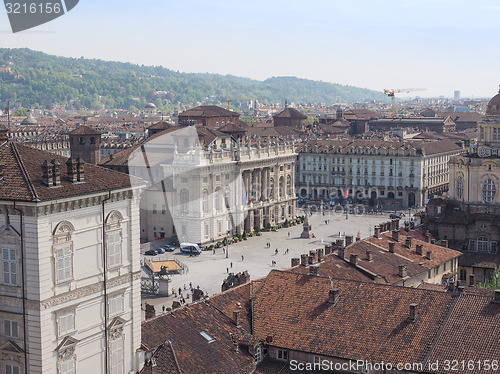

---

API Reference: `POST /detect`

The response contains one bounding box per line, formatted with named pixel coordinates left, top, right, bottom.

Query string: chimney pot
left=309, top=265, right=319, bottom=276
left=426, top=251, right=432, bottom=260
left=42, top=160, right=53, bottom=187
left=337, top=248, right=345, bottom=259
left=308, top=255, right=314, bottom=265
left=300, top=254, right=308, bottom=266
left=389, top=241, right=395, bottom=253
left=309, top=250, right=317, bottom=263
left=345, top=235, right=353, bottom=246
left=392, top=230, right=400, bottom=242
left=66, top=158, right=78, bottom=183
left=350, top=254, right=358, bottom=266
left=51, top=159, right=61, bottom=187
left=291, top=258, right=300, bottom=267
left=76, top=157, right=85, bottom=182
left=448, top=280, right=455, bottom=292
left=469, top=274, right=475, bottom=287
left=374, top=225, right=380, bottom=238
left=233, top=310, right=240, bottom=326
left=317, top=248, right=324, bottom=262
left=416, top=244, right=423, bottom=256
left=328, top=288, right=340, bottom=305
left=441, top=239, right=449, bottom=248
left=405, top=236, right=413, bottom=249
left=493, top=290, right=500, bottom=304
left=366, top=250, right=372, bottom=261
left=409, top=304, right=418, bottom=321
left=399, top=264, right=408, bottom=278
left=430, top=239, right=436, bottom=244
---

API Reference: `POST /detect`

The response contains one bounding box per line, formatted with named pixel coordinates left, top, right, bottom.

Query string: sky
left=1, top=0, right=499, bottom=99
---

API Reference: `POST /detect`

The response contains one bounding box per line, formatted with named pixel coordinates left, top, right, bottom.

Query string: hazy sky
left=1, top=0, right=499, bottom=98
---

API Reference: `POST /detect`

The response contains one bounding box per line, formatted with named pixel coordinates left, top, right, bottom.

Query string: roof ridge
left=166, top=341, right=183, bottom=374
left=11, top=143, right=39, bottom=202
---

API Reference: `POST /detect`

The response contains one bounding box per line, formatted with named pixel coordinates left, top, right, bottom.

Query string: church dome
left=144, top=103, right=156, bottom=109
left=20, top=110, right=38, bottom=126
left=486, top=87, right=500, bottom=116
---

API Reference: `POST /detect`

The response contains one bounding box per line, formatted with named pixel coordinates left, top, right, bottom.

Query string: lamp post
left=225, top=237, right=229, bottom=259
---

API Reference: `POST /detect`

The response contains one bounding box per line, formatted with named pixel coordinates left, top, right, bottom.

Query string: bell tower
left=68, top=125, right=102, bottom=165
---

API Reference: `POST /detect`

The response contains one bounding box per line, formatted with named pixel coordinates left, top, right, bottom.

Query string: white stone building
left=0, top=138, right=143, bottom=373
left=296, top=139, right=463, bottom=209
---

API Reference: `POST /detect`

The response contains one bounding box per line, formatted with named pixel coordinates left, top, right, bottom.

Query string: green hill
left=0, top=48, right=385, bottom=111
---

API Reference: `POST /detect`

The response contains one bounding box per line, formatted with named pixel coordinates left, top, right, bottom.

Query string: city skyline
left=1, top=0, right=499, bottom=99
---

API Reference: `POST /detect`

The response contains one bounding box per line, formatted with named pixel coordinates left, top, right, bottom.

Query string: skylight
left=200, top=331, right=215, bottom=343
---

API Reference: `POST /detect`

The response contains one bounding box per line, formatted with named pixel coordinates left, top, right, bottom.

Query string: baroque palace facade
left=0, top=128, right=144, bottom=374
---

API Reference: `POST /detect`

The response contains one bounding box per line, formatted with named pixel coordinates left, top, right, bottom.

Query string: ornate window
left=494, top=127, right=500, bottom=141
left=110, top=337, right=124, bottom=374
left=214, top=188, right=221, bottom=212
left=286, top=175, right=292, bottom=196
left=202, top=189, right=209, bottom=214
left=482, top=178, right=496, bottom=203
left=108, top=293, right=124, bottom=317
left=53, top=222, right=75, bottom=284
left=477, top=237, right=489, bottom=252
left=180, top=189, right=189, bottom=214
left=59, top=358, right=75, bottom=374
left=3, top=319, right=19, bottom=338
left=57, top=310, right=75, bottom=337
left=2, top=248, right=17, bottom=286
left=5, top=364, right=21, bottom=374
left=456, top=175, right=464, bottom=200
left=106, top=212, right=123, bottom=269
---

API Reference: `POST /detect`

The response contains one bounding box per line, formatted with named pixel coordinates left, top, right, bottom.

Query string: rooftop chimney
left=291, top=258, right=300, bottom=267
left=66, top=158, right=78, bottom=183
left=350, top=254, right=358, bottom=266
left=399, top=264, right=408, bottom=278
left=409, top=304, right=418, bottom=322
left=309, top=250, right=317, bottom=263
left=366, top=250, right=372, bottom=262
left=345, top=235, right=353, bottom=246
left=374, top=225, right=380, bottom=238
left=416, top=244, right=423, bottom=256
left=405, top=236, right=413, bottom=249
left=389, top=241, right=395, bottom=253
left=300, top=254, right=308, bottom=266
left=425, top=232, right=431, bottom=243
left=76, top=157, right=85, bottom=182
left=469, top=274, right=475, bottom=287
left=448, top=280, right=455, bottom=292
left=337, top=247, right=345, bottom=259
left=51, top=159, right=61, bottom=187
left=309, top=265, right=319, bottom=276
left=493, top=290, right=500, bottom=304
left=233, top=310, right=240, bottom=326
left=392, top=230, right=400, bottom=242
left=317, top=248, right=324, bottom=262
left=328, top=288, right=340, bottom=305
left=42, top=160, right=53, bottom=187
left=441, top=239, right=449, bottom=248
left=430, top=239, right=436, bottom=244
left=308, top=255, right=314, bottom=265
left=426, top=251, right=432, bottom=260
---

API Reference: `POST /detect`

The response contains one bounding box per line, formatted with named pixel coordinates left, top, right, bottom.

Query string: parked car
left=389, top=213, right=402, bottom=219
left=156, top=247, right=166, bottom=254
left=180, top=243, right=202, bottom=255
left=162, top=244, right=175, bottom=252
left=144, top=249, right=158, bottom=256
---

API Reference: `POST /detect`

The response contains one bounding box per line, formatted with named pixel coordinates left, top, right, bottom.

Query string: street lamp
left=225, top=237, right=229, bottom=259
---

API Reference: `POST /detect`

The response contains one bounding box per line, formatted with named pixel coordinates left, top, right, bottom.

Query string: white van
left=180, top=243, right=202, bottom=255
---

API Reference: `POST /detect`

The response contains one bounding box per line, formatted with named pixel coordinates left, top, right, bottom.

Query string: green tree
left=13, top=107, right=27, bottom=116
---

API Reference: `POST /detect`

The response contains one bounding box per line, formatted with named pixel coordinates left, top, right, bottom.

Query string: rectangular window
left=181, top=177, right=188, bottom=183
left=3, top=319, right=19, bottom=338
left=110, top=338, right=124, bottom=374
left=443, top=261, right=447, bottom=272
left=277, top=349, right=288, bottom=361
left=58, top=312, right=75, bottom=336
left=152, top=204, right=157, bottom=214
left=109, top=294, right=124, bottom=316
left=107, top=231, right=122, bottom=268
left=162, top=205, right=166, bottom=214
left=56, top=246, right=72, bottom=283
left=60, top=359, right=75, bottom=374
left=494, top=128, right=500, bottom=140
left=5, top=364, right=20, bottom=374
left=205, top=225, right=209, bottom=239
left=2, top=248, right=17, bottom=286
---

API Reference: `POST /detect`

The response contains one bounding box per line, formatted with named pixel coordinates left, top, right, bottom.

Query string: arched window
left=456, top=175, right=464, bottom=200
left=202, top=189, right=209, bottom=214
left=53, top=221, right=75, bottom=284
left=286, top=175, right=292, bottom=196
left=279, top=177, right=285, bottom=198
left=482, top=178, right=496, bottom=203
left=180, top=189, right=189, bottom=214
left=477, top=236, right=489, bottom=252
left=106, top=211, right=123, bottom=268
left=269, top=178, right=274, bottom=199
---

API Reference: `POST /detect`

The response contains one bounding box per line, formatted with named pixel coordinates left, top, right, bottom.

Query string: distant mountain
left=0, top=48, right=385, bottom=111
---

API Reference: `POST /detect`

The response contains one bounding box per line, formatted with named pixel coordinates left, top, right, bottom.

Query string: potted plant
left=266, top=222, right=272, bottom=231
left=242, top=230, right=248, bottom=240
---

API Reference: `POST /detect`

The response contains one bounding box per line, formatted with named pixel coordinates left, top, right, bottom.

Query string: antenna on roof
left=329, top=276, right=334, bottom=290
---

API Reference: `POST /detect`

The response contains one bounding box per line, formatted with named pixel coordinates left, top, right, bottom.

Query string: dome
left=486, top=86, right=500, bottom=116
left=20, top=110, right=38, bottom=126
left=144, top=103, right=156, bottom=109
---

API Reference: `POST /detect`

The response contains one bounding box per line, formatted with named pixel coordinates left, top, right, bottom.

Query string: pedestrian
left=288, top=231, right=290, bottom=237
left=178, top=287, right=182, bottom=295
left=241, top=255, right=244, bottom=261
left=223, top=248, right=225, bottom=254
left=189, top=282, right=192, bottom=288
left=213, top=249, right=215, bottom=254
left=162, top=305, right=165, bottom=313
left=184, top=284, right=186, bottom=290
left=226, top=267, right=229, bottom=273
left=230, top=262, right=233, bottom=268
left=275, top=248, right=278, bottom=255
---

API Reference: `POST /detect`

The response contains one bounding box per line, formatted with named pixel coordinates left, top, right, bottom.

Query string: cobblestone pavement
left=141, top=209, right=405, bottom=317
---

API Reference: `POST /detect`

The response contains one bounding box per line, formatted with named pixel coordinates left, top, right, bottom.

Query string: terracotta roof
left=0, top=142, right=136, bottom=202
left=140, top=341, right=182, bottom=374
left=141, top=301, right=255, bottom=374
left=428, top=294, right=500, bottom=374
left=68, top=125, right=101, bottom=135
left=273, top=108, right=307, bottom=119
left=148, top=121, right=174, bottom=130
left=253, top=270, right=456, bottom=365
left=218, top=122, right=247, bottom=134
left=458, top=251, right=500, bottom=269
left=178, top=105, right=240, bottom=118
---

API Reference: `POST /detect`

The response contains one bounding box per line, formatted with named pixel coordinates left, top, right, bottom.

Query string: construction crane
left=383, top=88, right=426, bottom=117
left=227, top=98, right=258, bottom=111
